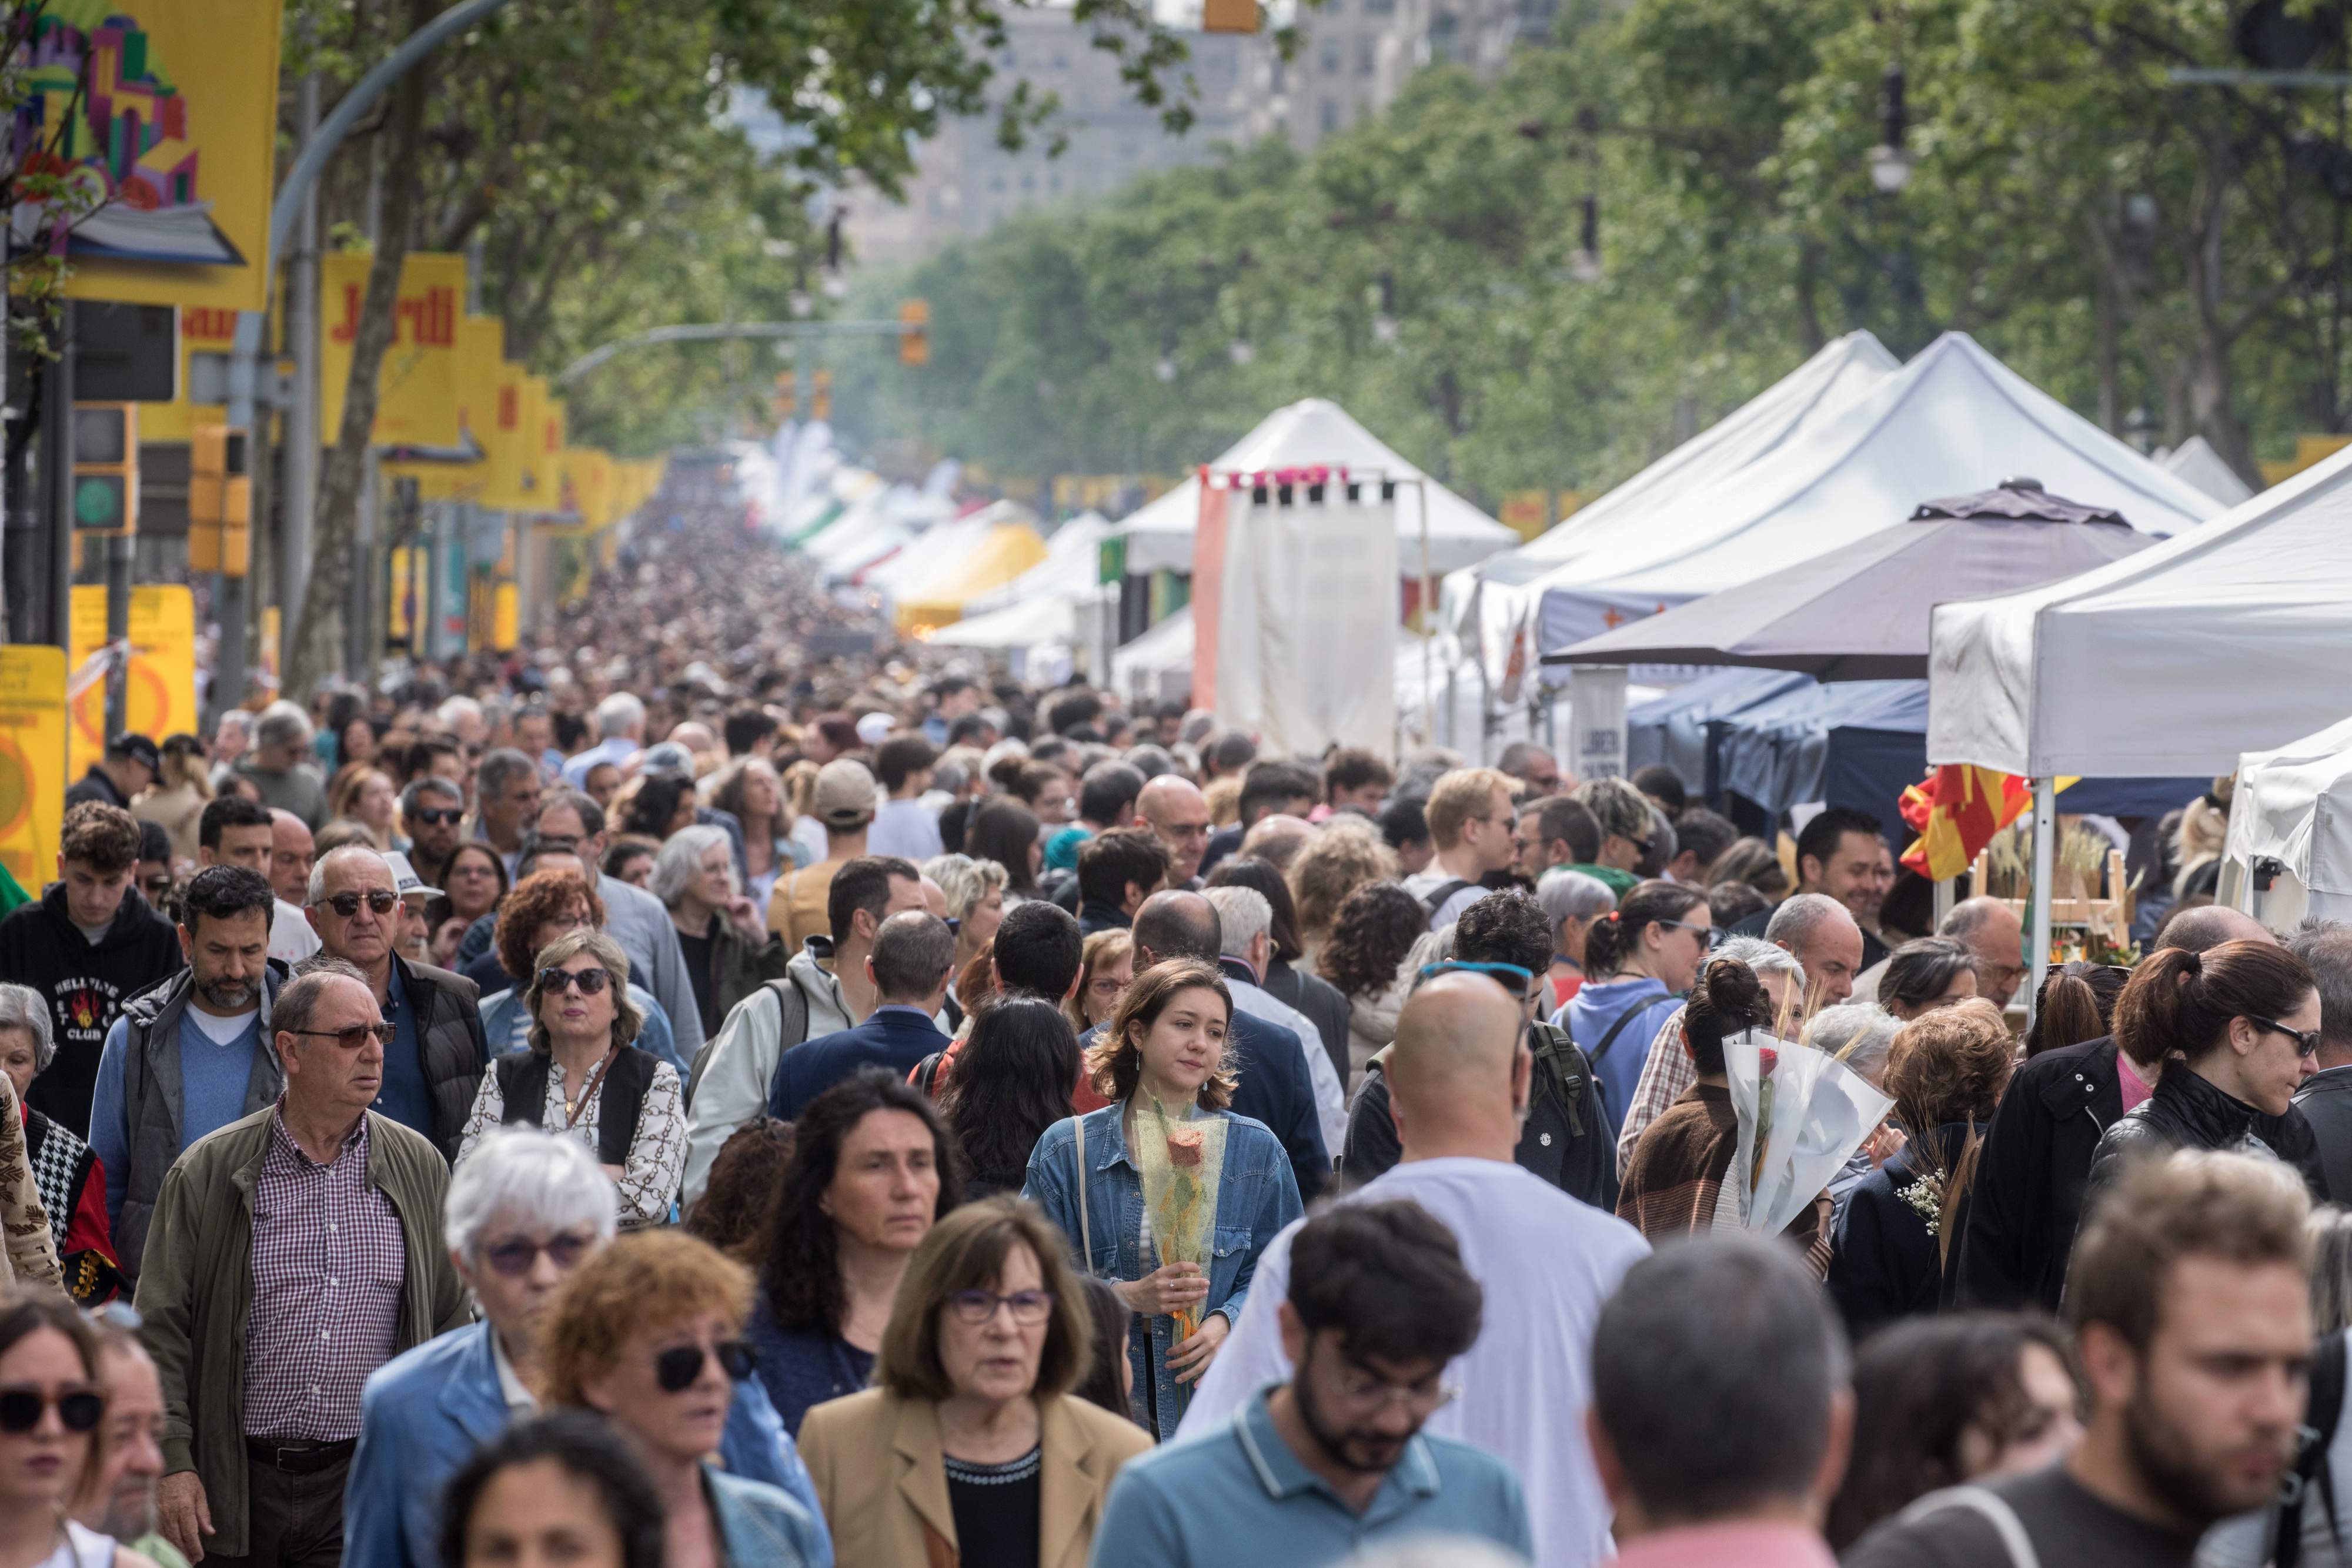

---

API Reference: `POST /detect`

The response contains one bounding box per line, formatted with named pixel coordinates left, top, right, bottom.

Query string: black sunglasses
left=0, top=1387, right=105, bottom=1435
left=654, top=1340, right=756, bottom=1393
left=2250, top=1017, right=2324, bottom=1058
left=315, top=890, right=399, bottom=918
left=410, top=808, right=463, bottom=827
left=482, top=1232, right=595, bottom=1278
left=289, top=1021, right=397, bottom=1049
left=537, top=967, right=612, bottom=996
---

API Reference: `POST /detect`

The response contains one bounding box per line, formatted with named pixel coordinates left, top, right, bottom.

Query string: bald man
left=1135, top=775, right=1212, bottom=888
left=1178, top=972, right=1651, bottom=1568
left=1956, top=897, right=2298, bottom=1313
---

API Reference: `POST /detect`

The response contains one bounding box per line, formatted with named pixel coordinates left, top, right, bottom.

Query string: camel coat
left=797, top=1388, right=1153, bottom=1568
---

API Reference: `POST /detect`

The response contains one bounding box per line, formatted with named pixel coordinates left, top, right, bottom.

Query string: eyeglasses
left=313, top=890, right=399, bottom=918
left=2250, top=1017, right=2324, bottom=1058
left=0, top=1386, right=105, bottom=1435
left=288, top=1022, right=397, bottom=1049
left=481, top=1232, right=596, bottom=1278
left=1662, top=919, right=1723, bottom=950
left=947, top=1288, right=1055, bottom=1325
left=1329, top=1366, right=1459, bottom=1418
left=1416, top=960, right=1536, bottom=1001
left=410, top=808, right=463, bottom=827
left=537, top=967, right=612, bottom=997
left=654, top=1339, right=756, bottom=1393
left=141, top=874, right=173, bottom=898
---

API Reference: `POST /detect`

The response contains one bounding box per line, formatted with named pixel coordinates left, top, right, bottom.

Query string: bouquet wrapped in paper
left=1133, top=1094, right=1228, bottom=1342
left=1721, top=1030, right=1895, bottom=1237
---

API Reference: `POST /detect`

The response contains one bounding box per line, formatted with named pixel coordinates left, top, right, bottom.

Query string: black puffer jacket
left=2083, top=1064, right=2282, bottom=1209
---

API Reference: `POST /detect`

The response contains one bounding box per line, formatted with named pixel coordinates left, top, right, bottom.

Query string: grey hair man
left=470, top=748, right=543, bottom=868
left=136, top=959, right=469, bottom=1567
left=1611, top=934, right=1810, bottom=1175
left=1204, top=884, right=1346, bottom=1156
left=1588, top=1236, right=1852, bottom=1563
left=233, top=701, right=328, bottom=830
left=2289, top=921, right=2352, bottom=1199
left=1764, top=892, right=1865, bottom=1012
left=560, top=691, right=646, bottom=789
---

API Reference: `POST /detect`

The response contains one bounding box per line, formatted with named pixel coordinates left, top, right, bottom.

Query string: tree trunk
left=288, top=0, right=443, bottom=700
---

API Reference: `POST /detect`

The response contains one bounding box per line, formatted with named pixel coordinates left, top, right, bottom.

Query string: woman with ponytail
left=1618, top=957, right=1825, bottom=1255
left=1828, top=999, right=2014, bottom=1339
left=2020, top=961, right=2124, bottom=1059
left=2082, top=939, right=2321, bottom=1205
left=1559, top=878, right=1712, bottom=1141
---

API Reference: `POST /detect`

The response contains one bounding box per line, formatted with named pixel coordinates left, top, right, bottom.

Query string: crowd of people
left=5, top=473, right=2351, bottom=1568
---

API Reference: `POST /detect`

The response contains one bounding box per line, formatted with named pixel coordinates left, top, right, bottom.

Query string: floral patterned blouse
left=456, top=1052, right=687, bottom=1228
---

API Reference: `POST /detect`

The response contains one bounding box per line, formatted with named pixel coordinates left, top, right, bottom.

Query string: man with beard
left=87, top=865, right=286, bottom=1283
left=1093, top=1199, right=1534, bottom=1567
left=1846, top=1149, right=2314, bottom=1568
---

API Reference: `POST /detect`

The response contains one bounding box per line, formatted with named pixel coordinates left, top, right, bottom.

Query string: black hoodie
left=0, top=882, right=182, bottom=1135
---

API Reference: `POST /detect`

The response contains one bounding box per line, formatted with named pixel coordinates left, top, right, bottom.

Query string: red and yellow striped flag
left=1899, top=765, right=2032, bottom=880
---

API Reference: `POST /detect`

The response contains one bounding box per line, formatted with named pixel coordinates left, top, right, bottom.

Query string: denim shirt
left=705, top=1463, right=827, bottom=1568
left=1022, top=1103, right=1303, bottom=1440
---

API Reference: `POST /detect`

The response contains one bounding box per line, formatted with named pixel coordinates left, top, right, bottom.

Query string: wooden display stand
left=1969, top=844, right=2134, bottom=945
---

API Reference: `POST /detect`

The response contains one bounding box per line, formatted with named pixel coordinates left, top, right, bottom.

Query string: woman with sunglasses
left=1559, top=879, right=1713, bottom=1143
left=344, top=1130, right=823, bottom=1568
left=456, top=930, right=686, bottom=1230
left=2081, top=939, right=2326, bottom=1211
left=542, top=1231, right=828, bottom=1568
left=0, top=1291, right=151, bottom=1568
left=799, top=1196, right=1152, bottom=1568
left=1022, top=959, right=1304, bottom=1440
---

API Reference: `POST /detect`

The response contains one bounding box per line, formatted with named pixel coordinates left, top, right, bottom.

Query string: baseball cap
left=380, top=850, right=432, bottom=902
left=813, top=758, right=879, bottom=828
left=854, top=712, right=894, bottom=747
left=640, top=741, right=696, bottom=778
left=109, top=733, right=161, bottom=775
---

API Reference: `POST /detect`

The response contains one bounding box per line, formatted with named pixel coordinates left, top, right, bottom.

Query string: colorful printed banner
left=0, top=647, right=69, bottom=890
left=319, top=251, right=465, bottom=447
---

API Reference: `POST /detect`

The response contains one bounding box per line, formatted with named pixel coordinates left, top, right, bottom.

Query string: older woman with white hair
left=340, top=1129, right=827, bottom=1568
left=0, top=982, right=104, bottom=1293
left=1610, top=934, right=1810, bottom=1177
left=1535, top=868, right=1617, bottom=1012
left=654, top=824, right=786, bottom=1040
left=457, top=929, right=688, bottom=1229
left=0, top=985, right=64, bottom=1291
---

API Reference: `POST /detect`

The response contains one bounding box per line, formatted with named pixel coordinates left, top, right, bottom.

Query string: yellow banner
left=531, top=382, right=566, bottom=509
left=320, top=251, right=466, bottom=447
left=386, top=313, right=505, bottom=500
left=68, top=584, right=198, bottom=778
left=493, top=583, right=519, bottom=651
left=557, top=447, right=614, bottom=530
left=40, top=2, right=285, bottom=314
left=476, top=359, right=533, bottom=510
left=0, top=647, right=67, bottom=891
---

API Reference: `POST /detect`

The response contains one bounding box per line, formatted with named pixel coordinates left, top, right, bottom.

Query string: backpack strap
left=2279, top=1330, right=2350, bottom=1568
left=1063, top=1115, right=1092, bottom=1275
left=685, top=975, right=808, bottom=1105
left=1584, top=1002, right=1651, bottom=1069
left=1894, top=1486, right=2040, bottom=1568
left=1526, top=1022, right=1591, bottom=1137
left=1419, top=878, right=1478, bottom=920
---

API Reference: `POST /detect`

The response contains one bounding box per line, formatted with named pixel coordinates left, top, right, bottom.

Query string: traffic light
left=188, top=423, right=251, bottom=576
left=898, top=299, right=930, bottom=366
left=772, top=370, right=796, bottom=421
left=811, top=369, right=833, bottom=422
left=71, top=403, right=137, bottom=534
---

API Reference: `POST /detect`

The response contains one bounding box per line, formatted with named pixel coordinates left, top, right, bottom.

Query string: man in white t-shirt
left=1400, top=768, right=1518, bottom=929
left=1179, top=969, right=1651, bottom=1568
left=867, top=734, right=944, bottom=862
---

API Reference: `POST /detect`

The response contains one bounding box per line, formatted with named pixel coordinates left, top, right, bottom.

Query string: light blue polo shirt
left=1087, top=1386, right=1534, bottom=1568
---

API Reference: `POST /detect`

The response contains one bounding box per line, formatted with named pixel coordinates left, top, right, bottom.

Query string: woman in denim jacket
left=1023, top=958, right=1303, bottom=1439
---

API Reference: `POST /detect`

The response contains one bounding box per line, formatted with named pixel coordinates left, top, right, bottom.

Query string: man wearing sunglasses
left=134, top=960, right=469, bottom=1568
left=341, top=1130, right=827, bottom=1568
left=396, top=779, right=466, bottom=892
left=305, top=845, right=490, bottom=1161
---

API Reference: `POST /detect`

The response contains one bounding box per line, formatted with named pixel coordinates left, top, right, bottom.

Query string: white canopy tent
left=1443, top=331, right=1900, bottom=686
left=1930, top=442, right=2352, bottom=1013
left=1104, top=399, right=1518, bottom=577
left=1111, top=606, right=1198, bottom=706
left=860, top=500, right=1035, bottom=598
left=1524, top=333, right=2224, bottom=658
left=2219, top=714, right=2352, bottom=931
left=2161, top=436, right=2256, bottom=507
left=957, top=511, right=1110, bottom=618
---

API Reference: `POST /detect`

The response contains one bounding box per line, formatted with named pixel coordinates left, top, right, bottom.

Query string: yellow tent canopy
left=894, top=522, right=1050, bottom=636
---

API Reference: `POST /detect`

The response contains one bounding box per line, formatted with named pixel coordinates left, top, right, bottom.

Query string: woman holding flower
left=1827, top=999, right=2014, bottom=1340
left=1021, top=958, right=1302, bottom=1439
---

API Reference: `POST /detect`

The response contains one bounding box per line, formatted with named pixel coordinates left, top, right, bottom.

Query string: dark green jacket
left=133, top=1106, right=470, bottom=1559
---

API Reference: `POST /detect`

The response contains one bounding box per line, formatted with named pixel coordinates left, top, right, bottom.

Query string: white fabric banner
left=1568, top=664, right=1628, bottom=780
left=1212, top=493, right=1398, bottom=755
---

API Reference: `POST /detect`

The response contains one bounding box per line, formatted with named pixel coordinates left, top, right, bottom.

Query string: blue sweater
left=91, top=1007, right=262, bottom=1231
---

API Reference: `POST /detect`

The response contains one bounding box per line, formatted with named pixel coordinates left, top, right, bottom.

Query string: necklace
left=562, top=1045, right=619, bottom=1127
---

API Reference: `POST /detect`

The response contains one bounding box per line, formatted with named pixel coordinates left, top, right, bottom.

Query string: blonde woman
left=1286, top=817, right=1400, bottom=968
left=329, top=765, right=403, bottom=851
left=131, top=733, right=212, bottom=866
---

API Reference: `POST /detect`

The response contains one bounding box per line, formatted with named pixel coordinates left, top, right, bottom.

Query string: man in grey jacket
left=532, top=790, right=703, bottom=1066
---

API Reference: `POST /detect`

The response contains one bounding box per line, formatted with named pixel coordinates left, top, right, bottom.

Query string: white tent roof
left=1443, top=332, right=1900, bottom=682
left=1105, top=399, right=1516, bottom=577
left=2162, top=436, right=2256, bottom=507
left=960, top=512, right=1110, bottom=618
left=861, top=500, right=1035, bottom=598
left=928, top=593, right=1091, bottom=650
left=1526, top=332, right=2225, bottom=657
left=1929, top=442, right=2352, bottom=778
left=2220, top=713, right=2352, bottom=927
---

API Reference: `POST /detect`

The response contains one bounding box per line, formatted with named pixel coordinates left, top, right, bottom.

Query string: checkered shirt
left=242, top=1107, right=405, bottom=1441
